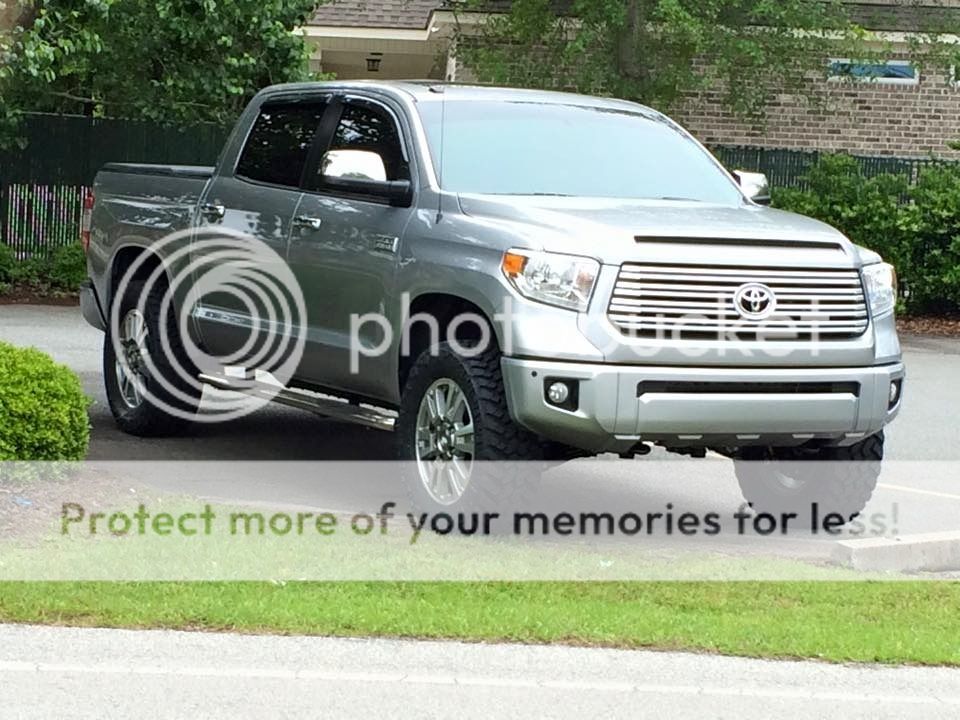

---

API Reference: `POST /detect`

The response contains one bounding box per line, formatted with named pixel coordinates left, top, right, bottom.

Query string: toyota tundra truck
left=80, top=81, right=904, bottom=518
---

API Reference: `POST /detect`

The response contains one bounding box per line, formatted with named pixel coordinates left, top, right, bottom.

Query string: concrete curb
left=832, top=531, right=960, bottom=573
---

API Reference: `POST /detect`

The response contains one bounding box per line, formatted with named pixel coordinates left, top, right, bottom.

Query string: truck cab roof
left=255, top=80, right=662, bottom=118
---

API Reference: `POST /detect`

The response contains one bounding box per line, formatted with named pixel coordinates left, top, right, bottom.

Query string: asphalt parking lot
left=2, top=304, right=959, bottom=565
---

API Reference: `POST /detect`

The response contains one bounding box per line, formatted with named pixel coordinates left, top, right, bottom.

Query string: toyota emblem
left=733, top=283, right=777, bottom=320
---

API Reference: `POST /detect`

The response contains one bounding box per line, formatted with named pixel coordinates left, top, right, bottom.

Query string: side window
left=321, top=100, right=409, bottom=185
left=235, top=100, right=327, bottom=187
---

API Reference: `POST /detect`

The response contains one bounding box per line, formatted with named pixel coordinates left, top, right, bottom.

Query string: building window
left=828, top=59, right=919, bottom=85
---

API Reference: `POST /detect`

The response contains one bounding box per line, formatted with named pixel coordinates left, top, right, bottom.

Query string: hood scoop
left=634, top=236, right=844, bottom=251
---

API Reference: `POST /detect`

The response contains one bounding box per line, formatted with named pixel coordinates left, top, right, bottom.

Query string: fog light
left=888, top=379, right=902, bottom=408
left=547, top=382, right=570, bottom=405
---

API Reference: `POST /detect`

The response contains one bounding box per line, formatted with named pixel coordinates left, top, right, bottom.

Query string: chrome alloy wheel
left=415, top=378, right=476, bottom=505
left=114, top=308, right=150, bottom=409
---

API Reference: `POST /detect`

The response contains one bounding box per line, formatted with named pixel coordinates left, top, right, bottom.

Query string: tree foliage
left=0, top=0, right=318, bottom=128
left=775, top=155, right=960, bottom=313
left=454, top=0, right=958, bottom=119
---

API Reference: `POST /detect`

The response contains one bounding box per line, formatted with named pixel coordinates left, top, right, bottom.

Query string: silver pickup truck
left=81, top=81, right=904, bottom=519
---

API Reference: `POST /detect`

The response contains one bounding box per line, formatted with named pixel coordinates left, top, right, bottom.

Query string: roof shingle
left=310, top=0, right=444, bottom=29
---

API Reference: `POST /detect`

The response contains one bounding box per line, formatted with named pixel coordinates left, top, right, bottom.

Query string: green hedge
left=0, top=342, right=90, bottom=461
left=774, top=155, right=960, bottom=314
left=0, top=241, right=87, bottom=294
left=0, top=243, right=14, bottom=285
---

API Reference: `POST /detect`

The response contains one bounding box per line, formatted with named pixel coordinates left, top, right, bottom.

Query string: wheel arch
left=397, top=292, right=501, bottom=394
left=108, top=244, right=168, bottom=307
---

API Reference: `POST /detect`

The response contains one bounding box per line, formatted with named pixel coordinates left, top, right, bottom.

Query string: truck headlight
left=862, top=262, right=897, bottom=317
left=502, top=250, right=599, bottom=312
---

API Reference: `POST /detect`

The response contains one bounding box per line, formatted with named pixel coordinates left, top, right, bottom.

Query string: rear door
left=193, top=95, right=331, bottom=359
left=287, top=94, right=418, bottom=401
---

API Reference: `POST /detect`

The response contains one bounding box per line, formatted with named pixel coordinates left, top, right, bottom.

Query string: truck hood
left=456, top=195, right=862, bottom=268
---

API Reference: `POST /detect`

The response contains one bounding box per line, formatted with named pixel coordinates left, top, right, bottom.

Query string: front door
left=286, top=95, right=417, bottom=401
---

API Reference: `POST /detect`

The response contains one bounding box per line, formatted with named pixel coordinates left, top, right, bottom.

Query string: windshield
left=417, top=99, right=743, bottom=204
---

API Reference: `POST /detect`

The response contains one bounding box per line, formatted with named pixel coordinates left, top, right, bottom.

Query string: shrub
left=0, top=242, right=87, bottom=295
left=8, top=255, right=48, bottom=287
left=48, top=242, right=88, bottom=291
left=774, top=155, right=960, bottom=314
left=0, top=342, right=90, bottom=461
left=903, top=167, right=960, bottom=312
left=0, top=242, right=14, bottom=283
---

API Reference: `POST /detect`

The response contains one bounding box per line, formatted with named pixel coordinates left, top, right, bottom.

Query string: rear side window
left=236, top=100, right=327, bottom=187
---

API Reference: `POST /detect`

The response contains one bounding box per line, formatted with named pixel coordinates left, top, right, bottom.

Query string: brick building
left=307, top=1, right=960, bottom=158
left=674, top=2, right=960, bottom=158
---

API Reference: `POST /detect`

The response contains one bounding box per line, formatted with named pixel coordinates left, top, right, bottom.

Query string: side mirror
left=322, top=149, right=388, bottom=182
left=734, top=170, right=772, bottom=206
left=319, top=149, right=413, bottom=207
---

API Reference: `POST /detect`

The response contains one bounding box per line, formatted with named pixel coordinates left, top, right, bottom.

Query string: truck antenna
left=429, top=84, right=446, bottom=223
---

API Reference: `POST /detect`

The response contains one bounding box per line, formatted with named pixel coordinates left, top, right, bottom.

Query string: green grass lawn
left=0, top=581, right=958, bottom=666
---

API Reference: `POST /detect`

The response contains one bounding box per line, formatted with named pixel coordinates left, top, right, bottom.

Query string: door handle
left=293, top=215, right=323, bottom=231
left=200, top=203, right=225, bottom=221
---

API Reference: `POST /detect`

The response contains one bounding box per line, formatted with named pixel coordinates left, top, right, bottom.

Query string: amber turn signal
left=501, top=251, right=528, bottom=277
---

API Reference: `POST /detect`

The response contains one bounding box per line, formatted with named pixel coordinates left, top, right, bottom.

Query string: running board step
left=198, top=373, right=396, bottom=431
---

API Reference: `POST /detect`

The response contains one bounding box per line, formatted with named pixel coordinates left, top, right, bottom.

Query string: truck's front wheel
left=104, top=279, right=202, bottom=436
left=396, top=343, right=543, bottom=519
left=733, top=432, right=884, bottom=525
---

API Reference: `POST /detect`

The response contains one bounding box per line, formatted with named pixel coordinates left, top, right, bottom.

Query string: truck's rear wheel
left=396, top=343, right=543, bottom=521
left=734, top=432, right=883, bottom=525
left=104, top=279, right=202, bottom=436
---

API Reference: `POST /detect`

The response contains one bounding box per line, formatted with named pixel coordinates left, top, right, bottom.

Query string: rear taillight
left=81, top=188, right=94, bottom=252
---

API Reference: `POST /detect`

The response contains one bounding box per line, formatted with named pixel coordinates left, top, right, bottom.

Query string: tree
left=0, top=0, right=319, bottom=129
left=453, top=0, right=956, bottom=119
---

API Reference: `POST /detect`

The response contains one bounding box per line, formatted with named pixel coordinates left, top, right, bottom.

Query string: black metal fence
left=1, top=112, right=956, bottom=258
left=710, top=145, right=951, bottom=190
left=0, top=113, right=229, bottom=258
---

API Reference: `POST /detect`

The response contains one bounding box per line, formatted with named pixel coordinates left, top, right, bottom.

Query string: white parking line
left=878, top=484, right=960, bottom=502
left=1, top=661, right=958, bottom=705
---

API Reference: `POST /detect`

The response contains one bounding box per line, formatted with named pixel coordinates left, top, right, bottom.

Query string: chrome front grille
left=608, top=264, right=869, bottom=340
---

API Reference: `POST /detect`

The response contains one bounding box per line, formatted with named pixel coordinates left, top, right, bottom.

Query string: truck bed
left=92, top=163, right=213, bottom=241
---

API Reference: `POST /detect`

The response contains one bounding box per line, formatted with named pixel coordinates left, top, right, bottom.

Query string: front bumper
left=502, top=358, right=905, bottom=453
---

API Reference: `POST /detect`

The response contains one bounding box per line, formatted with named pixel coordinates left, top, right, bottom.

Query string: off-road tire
left=397, top=343, right=544, bottom=522
left=104, top=278, right=202, bottom=436
left=734, top=432, right=884, bottom=525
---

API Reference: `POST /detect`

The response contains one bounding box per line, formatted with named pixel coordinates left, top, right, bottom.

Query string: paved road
left=1, top=624, right=958, bottom=720
left=2, top=305, right=959, bottom=555
left=0, top=626, right=960, bottom=720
